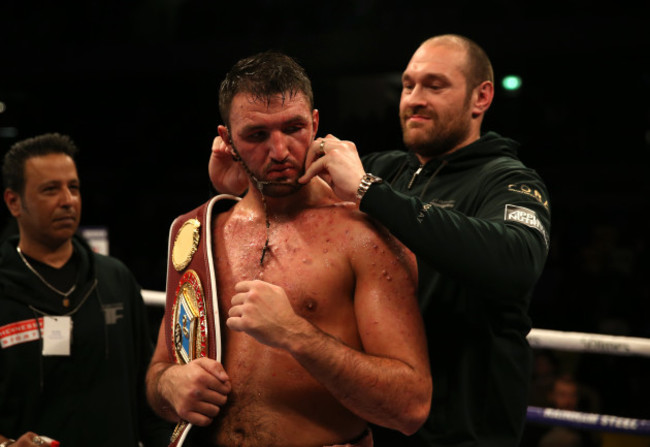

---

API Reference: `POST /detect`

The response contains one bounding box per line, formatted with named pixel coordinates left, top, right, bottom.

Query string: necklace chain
left=230, top=139, right=271, bottom=266
left=16, top=246, right=77, bottom=298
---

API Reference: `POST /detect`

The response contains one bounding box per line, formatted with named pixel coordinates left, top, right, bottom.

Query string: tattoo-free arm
left=288, top=223, right=431, bottom=434
left=145, top=321, right=231, bottom=426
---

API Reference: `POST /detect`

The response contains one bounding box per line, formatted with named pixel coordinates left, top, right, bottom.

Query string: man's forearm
left=146, top=362, right=180, bottom=423
left=286, top=321, right=431, bottom=435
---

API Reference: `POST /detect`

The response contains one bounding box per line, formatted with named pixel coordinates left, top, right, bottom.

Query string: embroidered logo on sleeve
left=504, top=204, right=549, bottom=249
left=507, top=183, right=549, bottom=209
left=0, top=318, right=43, bottom=349
left=418, top=199, right=456, bottom=222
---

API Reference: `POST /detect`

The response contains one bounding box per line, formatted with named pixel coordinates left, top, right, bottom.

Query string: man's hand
left=227, top=280, right=309, bottom=350
left=208, top=136, right=248, bottom=196
left=2, top=432, right=57, bottom=447
left=158, top=358, right=231, bottom=426
left=299, top=134, right=366, bottom=202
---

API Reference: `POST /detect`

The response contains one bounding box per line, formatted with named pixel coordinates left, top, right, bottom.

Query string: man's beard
left=251, top=162, right=305, bottom=198
left=231, top=141, right=304, bottom=197
left=257, top=179, right=303, bottom=197
left=400, top=106, right=472, bottom=159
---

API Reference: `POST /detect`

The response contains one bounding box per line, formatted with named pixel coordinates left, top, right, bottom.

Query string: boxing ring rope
left=143, top=289, right=166, bottom=307
left=526, top=328, right=650, bottom=357
left=141, top=290, right=650, bottom=437
left=526, top=329, right=650, bottom=437
left=526, top=407, right=650, bottom=437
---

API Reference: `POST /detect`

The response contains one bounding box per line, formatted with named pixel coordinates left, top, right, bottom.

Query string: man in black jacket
left=209, top=34, right=551, bottom=447
left=0, top=133, right=172, bottom=447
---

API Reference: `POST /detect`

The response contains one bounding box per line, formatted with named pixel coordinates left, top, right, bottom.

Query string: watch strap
left=356, top=173, right=383, bottom=201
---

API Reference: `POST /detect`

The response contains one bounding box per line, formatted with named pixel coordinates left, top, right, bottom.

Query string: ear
left=217, top=125, right=231, bottom=145
left=217, top=125, right=237, bottom=157
left=4, top=188, right=22, bottom=218
left=312, top=109, right=320, bottom=136
left=471, top=81, right=494, bottom=118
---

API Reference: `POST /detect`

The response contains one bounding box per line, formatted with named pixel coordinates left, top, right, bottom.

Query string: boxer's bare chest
left=213, top=206, right=356, bottom=317
left=207, top=205, right=366, bottom=445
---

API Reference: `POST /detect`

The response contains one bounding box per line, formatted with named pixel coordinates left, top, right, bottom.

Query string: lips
left=53, top=215, right=77, bottom=225
left=266, top=164, right=296, bottom=179
left=402, top=107, right=433, bottom=127
left=405, top=112, right=432, bottom=123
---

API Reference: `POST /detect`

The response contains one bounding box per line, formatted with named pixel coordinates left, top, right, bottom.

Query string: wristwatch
left=356, top=173, right=383, bottom=201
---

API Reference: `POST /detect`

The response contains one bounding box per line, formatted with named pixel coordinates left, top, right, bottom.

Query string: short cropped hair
left=218, top=51, right=314, bottom=127
left=424, top=34, right=494, bottom=93
left=2, top=132, right=78, bottom=194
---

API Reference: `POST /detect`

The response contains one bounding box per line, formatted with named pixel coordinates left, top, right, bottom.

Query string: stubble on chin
left=256, top=162, right=306, bottom=197
left=258, top=179, right=303, bottom=197
left=402, top=124, right=443, bottom=158
left=401, top=117, right=471, bottom=159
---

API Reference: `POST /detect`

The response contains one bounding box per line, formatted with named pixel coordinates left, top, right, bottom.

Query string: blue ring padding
left=527, top=406, right=650, bottom=435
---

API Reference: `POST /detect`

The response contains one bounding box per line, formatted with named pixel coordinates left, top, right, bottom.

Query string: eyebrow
left=37, top=179, right=80, bottom=189
left=402, top=72, right=450, bottom=84
left=240, top=114, right=310, bottom=133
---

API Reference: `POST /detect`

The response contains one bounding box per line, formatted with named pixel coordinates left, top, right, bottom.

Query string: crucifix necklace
left=17, top=246, right=77, bottom=308
left=229, top=139, right=272, bottom=266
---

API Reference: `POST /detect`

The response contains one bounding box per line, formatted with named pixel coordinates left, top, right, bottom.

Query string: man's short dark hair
left=218, top=51, right=314, bottom=127
left=2, top=132, right=78, bottom=194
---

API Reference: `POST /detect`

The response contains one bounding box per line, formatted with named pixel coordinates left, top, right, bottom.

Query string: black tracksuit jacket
left=0, top=235, right=173, bottom=446
left=362, top=132, right=551, bottom=447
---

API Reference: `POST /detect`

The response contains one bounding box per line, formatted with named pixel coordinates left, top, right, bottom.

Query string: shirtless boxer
left=146, top=51, right=432, bottom=447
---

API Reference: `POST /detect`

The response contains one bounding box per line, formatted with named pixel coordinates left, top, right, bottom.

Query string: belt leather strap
left=163, top=194, right=239, bottom=447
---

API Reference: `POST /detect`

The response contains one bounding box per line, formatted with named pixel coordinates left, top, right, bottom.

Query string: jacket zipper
left=407, top=165, right=423, bottom=190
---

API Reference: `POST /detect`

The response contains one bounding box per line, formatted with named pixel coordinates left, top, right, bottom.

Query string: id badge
left=42, top=316, right=72, bottom=356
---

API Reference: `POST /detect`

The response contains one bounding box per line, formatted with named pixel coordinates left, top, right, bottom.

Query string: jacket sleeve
left=360, top=159, right=551, bottom=298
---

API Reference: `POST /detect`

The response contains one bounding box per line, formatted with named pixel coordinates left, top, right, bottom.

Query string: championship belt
left=163, top=194, right=240, bottom=447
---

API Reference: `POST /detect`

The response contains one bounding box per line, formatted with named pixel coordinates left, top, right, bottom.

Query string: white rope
left=142, top=289, right=166, bottom=307
left=142, top=290, right=650, bottom=357
left=527, top=328, right=650, bottom=357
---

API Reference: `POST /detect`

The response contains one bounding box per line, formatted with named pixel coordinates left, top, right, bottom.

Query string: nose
left=268, top=131, right=289, bottom=162
left=401, top=84, right=427, bottom=109
left=59, top=187, right=78, bottom=207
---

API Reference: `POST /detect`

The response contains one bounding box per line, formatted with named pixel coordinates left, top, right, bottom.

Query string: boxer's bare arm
left=293, top=221, right=430, bottom=435
left=146, top=321, right=232, bottom=426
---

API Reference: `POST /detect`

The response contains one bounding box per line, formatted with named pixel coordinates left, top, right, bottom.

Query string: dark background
left=1, top=0, right=649, bottom=433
